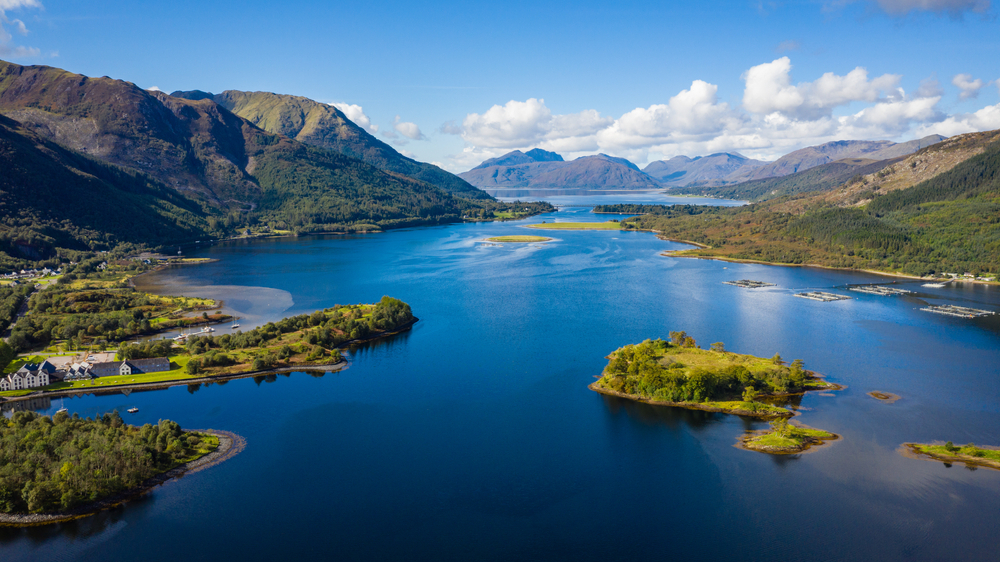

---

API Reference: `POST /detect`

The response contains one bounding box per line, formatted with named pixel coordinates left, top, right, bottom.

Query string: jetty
left=795, top=291, right=851, bottom=302
left=849, top=285, right=913, bottom=296
left=920, top=304, right=995, bottom=318
left=723, top=279, right=776, bottom=289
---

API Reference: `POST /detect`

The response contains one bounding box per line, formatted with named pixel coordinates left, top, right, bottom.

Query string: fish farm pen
left=920, top=304, right=995, bottom=318
left=723, top=280, right=777, bottom=289
left=795, top=291, right=851, bottom=302
left=849, top=285, right=914, bottom=296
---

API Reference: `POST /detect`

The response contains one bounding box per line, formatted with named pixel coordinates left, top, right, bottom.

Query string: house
left=0, top=360, right=55, bottom=391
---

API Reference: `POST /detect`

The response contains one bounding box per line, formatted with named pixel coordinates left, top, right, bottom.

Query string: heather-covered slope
left=181, top=90, right=490, bottom=200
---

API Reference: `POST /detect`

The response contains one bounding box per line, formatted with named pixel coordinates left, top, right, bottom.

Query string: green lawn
left=526, top=222, right=622, bottom=230
left=915, top=443, right=1000, bottom=463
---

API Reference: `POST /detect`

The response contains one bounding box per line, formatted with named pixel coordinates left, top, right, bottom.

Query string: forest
left=0, top=411, right=216, bottom=514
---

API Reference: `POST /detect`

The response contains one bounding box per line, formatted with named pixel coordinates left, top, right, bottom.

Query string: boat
left=231, top=317, right=241, bottom=329
left=127, top=407, right=139, bottom=414
left=55, top=399, right=67, bottom=414
left=173, top=332, right=188, bottom=342
left=199, top=326, right=215, bottom=334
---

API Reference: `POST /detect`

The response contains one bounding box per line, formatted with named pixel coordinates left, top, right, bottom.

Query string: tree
left=669, top=331, right=687, bottom=346
left=185, top=359, right=202, bottom=375
left=0, top=340, right=15, bottom=371
left=771, top=353, right=784, bottom=365
left=710, top=342, right=726, bottom=353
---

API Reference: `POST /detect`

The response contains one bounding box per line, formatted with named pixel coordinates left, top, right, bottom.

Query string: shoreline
left=738, top=422, right=840, bottom=455
left=901, top=443, right=1000, bottom=471
left=0, top=317, right=418, bottom=404
left=647, top=233, right=997, bottom=285
left=0, top=429, right=246, bottom=527
left=587, top=380, right=838, bottom=420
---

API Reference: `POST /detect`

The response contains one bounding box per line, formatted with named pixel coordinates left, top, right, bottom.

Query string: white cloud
left=393, top=116, right=426, bottom=140
left=447, top=57, right=998, bottom=170
left=331, top=102, right=379, bottom=134
left=914, top=103, right=1000, bottom=137
left=0, top=0, right=42, bottom=59
left=146, top=86, right=163, bottom=92
left=952, top=73, right=985, bottom=100
left=742, top=57, right=900, bottom=120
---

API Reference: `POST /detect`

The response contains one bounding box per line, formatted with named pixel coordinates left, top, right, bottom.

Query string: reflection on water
left=3, top=200, right=999, bottom=561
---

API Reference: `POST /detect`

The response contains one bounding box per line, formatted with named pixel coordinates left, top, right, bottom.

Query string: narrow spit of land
left=903, top=442, right=1000, bottom=471
left=485, top=235, right=552, bottom=243
left=0, top=411, right=242, bottom=526
left=589, top=334, right=840, bottom=454
left=525, top=221, right=622, bottom=230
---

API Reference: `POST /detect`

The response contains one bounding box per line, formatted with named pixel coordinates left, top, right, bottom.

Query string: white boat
left=922, top=282, right=947, bottom=288
left=231, top=317, right=241, bottom=329
left=198, top=326, right=215, bottom=334
left=55, top=399, right=67, bottom=414
left=127, top=407, right=139, bottom=414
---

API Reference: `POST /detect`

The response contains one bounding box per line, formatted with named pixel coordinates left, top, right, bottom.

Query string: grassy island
left=590, top=334, right=838, bottom=419
left=525, top=221, right=622, bottom=230
left=485, top=235, right=552, bottom=243
left=905, top=442, right=1000, bottom=471
left=0, top=410, right=218, bottom=517
left=741, top=418, right=838, bottom=453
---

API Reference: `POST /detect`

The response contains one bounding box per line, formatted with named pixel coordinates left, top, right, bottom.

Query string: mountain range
left=459, top=150, right=661, bottom=189
left=0, top=60, right=496, bottom=268
left=461, top=136, right=948, bottom=191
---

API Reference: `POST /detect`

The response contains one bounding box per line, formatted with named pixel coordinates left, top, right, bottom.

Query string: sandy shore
left=0, top=430, right=246, bottom=527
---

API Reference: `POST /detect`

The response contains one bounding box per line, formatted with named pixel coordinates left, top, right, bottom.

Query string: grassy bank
left=905, top=442, right=1000, bottom=470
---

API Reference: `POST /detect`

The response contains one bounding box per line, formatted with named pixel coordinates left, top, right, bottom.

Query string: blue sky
left=1, top=0, right=998, bottom=171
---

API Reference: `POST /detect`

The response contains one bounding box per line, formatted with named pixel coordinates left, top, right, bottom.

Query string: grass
left=4, top=355, right=46, bottom=373
left=744, top=423, right=836, bottom=452
left=486, top=235, right=552, bottom=243
left=912, top=442, right=1000, bottom=465
left=525, top=222, right=622, bottom=230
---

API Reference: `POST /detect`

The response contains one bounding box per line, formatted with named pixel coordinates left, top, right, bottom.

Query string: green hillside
left=0, top=61, right=478, bottom=246
left=623, top=131, right=1000, bottom=277
left=676, top=158, right=898, bottom=202
left=187, top=90, right=491, bottom=200
left=0, top=114, right=212, bottom=269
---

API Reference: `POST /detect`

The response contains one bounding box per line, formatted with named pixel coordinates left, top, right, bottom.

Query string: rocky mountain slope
left=171, top=89, right=489, bottom=200
left=643, top=153, right=767, bottom=187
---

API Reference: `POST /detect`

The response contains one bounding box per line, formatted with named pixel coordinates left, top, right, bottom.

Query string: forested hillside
left=0, top=114, right=214, bottom=269
left=0, top=61, right=497, bottom=269
left=619, top=130, right=1000, bottom=277
left=185, top=90, right=490, bottom=200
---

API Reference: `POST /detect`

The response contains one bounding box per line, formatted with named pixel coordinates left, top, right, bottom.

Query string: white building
left=0, top=360, right=55, bottom=391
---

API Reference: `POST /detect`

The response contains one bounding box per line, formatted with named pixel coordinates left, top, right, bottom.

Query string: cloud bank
left=444, top=57, right=998, bottom=170
left=331, top=103, right=379, bottom=134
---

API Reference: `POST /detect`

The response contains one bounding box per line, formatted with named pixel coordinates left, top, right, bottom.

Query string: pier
left=794, top=291, right=851, bottom=302
left=849, top=285, right=913, bottom=296
left=723, top=279, right=776, bottom=289
left=920, top=304, right=995, bottom=318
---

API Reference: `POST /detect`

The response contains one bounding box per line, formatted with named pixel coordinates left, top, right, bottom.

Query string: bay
left=3, top=198, right=999, bottom=561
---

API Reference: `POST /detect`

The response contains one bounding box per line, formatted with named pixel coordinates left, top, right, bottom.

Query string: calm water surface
left=3, top=201, right=999, bottom=561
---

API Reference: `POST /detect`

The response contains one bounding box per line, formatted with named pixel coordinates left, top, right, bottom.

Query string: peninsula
left=1, top=296, right=416, bottom=400
left=589, top=334, right=839, bottom=453
left=0, top=410, right=230, bottom=525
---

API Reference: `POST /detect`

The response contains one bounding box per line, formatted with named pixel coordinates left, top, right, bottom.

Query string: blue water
left=3, top=203, right=1000, bottom=561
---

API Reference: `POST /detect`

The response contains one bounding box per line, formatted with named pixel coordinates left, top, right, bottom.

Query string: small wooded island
left=590, top=333, right=840, bottom=454
left=904, top=442, right=1000, bottom=471
left=0, top=410, right=226, bottom=524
